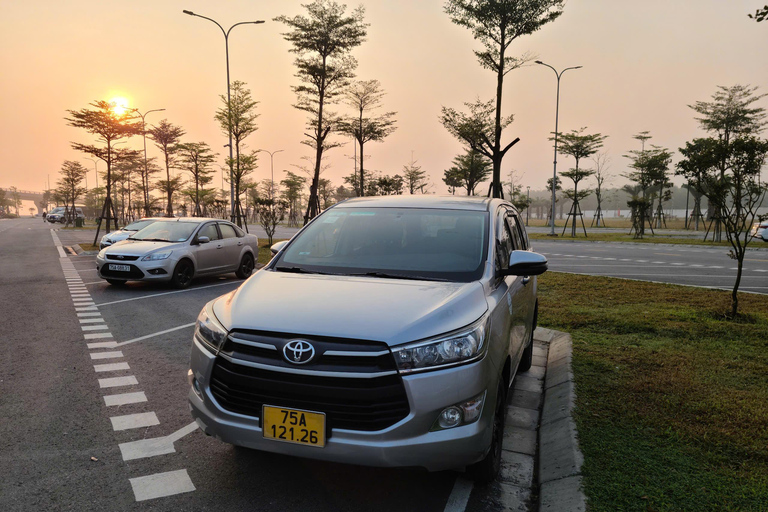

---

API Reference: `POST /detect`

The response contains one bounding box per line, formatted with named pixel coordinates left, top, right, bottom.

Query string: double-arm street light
left=128, top=108, right=165, bottom=216
left=256, top=149, right=283, bottom=200
left=535, top=60, right=582, bottom=236
left=182, top=9, right=264, bottom=223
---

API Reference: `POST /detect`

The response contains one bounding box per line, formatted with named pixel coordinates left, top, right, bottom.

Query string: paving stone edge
left=537, top=330, right=586, bottom=512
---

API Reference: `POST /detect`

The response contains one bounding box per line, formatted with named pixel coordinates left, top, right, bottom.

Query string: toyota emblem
left=283, top=340, right=315, bottom=365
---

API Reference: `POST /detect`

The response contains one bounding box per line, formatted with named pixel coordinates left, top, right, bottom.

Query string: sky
left=1, top=0, right=767, bottom=197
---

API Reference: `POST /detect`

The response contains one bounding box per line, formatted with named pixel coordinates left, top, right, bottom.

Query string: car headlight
left=194, top=306, right=227, bottom=354
left=141, top=250, right=172, bottom=261
left=98, top=249, right=107, bottom=258
left=392, top=314, right=490, bottom=374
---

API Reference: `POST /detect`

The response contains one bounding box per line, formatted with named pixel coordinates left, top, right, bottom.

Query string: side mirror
left=501, top=250, right=548, bottom=277
left=197, top=236, right=210, bottom=244
left=270, top=240, right=288, bottom=255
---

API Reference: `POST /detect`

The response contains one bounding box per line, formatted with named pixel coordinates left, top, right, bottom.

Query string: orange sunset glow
left=1, top=1, right=766, bottom=195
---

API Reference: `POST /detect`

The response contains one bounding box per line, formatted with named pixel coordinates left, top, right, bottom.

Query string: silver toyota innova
left=188, top=195, right=547, bottom=482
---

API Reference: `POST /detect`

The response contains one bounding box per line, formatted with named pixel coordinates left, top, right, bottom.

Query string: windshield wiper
left=133, top=238, right=171, bottom=242
left=274, top=266, right=326, bottom=274
left=353, top=271, right=449, bottom=282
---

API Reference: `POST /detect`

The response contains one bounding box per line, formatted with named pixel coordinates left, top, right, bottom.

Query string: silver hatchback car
left=187, top=196, right=546, bottom=482
left=96, top=218, right=259, bottom=288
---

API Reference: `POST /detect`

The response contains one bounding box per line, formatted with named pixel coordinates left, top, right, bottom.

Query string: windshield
left=275, top=207, right=489, bottom=282
left=50, top=207, right=65, bottom=214
left=131, top=221, right=198, bottom=242
left=124, top=219, right=157, bottom=232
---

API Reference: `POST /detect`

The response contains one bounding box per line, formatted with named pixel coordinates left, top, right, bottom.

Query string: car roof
left=335, top=195, right=495, bottom=211
left=147, top=217, right=228, bottom=223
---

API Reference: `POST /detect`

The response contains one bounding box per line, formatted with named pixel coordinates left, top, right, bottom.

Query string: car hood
left=106, top=239, right=184, bottom=255
left=104, top=229, right=132, bottom=240
left=213, top=270, right=488, bottom=347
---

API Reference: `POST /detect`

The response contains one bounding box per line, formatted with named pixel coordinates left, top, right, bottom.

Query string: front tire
left=171, top=260, right=194, bottom=289
left=235, top=253, right=255, bottom=279
left=467, top=382, right=507, bottom=484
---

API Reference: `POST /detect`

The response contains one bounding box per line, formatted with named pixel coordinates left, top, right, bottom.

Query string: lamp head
left=535, top=60, right=544, bottom=64
left=183, top=10, right=195, bottom=15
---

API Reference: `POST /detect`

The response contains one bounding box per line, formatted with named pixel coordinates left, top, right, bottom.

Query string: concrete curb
left=537, top=330, right=586, bottom=512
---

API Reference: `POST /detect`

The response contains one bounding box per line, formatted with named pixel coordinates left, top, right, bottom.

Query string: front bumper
left=188, top=336, right=498, bottom=472
left=96, top=254, right=176, bottom=282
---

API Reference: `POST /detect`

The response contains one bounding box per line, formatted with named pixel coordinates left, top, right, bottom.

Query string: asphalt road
left=530, top=239, right=768, bottom=294
left=0, top=218, right=499, bottom=512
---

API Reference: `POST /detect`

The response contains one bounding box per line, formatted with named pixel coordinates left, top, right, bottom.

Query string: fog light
left=438, top=406, right=463, bottom=429
left=188, top=370, right=203, bottom=399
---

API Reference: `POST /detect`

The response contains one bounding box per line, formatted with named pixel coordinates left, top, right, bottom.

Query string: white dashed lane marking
left=58, top=248, right=197, bottom=503
left=104, top=392, right=148, bottom=407
left=110, top=412, right=160, bottom=431
left=130, top=470, right=195, bottom=502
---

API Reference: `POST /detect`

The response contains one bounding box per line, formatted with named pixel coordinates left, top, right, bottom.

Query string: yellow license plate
left=262, top=405, right=326, bottom=448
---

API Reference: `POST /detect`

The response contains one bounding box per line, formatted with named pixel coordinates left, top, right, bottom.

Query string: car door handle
left=237, top=242, right=243, bottom=246
left=216, top=244, right=224, bottom=249
left=522, top=276, right=531, bottom=285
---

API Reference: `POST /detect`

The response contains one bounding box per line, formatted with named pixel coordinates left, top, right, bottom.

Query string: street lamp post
left=256, top=149, right=284, bottom=200
left=526, top=186, right=530, bottom=226
left=182, top=9, right=264, bottom=224
left=128, top=108, right=165, bottom=217
left=86, top=157, right=99, bottom=189
left=535, top=60, right=582, bottom=236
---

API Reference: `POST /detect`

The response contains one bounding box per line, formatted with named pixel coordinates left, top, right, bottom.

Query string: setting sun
left=108, top=96, right=129, bottom=115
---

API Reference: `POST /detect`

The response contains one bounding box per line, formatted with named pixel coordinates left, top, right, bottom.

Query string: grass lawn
left=537, top=273, right=768, bottom=511
left=256, top=238, right=286, bottom=266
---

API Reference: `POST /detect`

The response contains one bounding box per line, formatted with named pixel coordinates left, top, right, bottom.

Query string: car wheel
left=171, top=260, right=194, bottom=289
left=467, top=382, right=506, bottom=484
left=518, top=332, right=533, bottom=372
left=106, top=279, right=127, bottom=286
left=235, top=253, right=255, bottom=279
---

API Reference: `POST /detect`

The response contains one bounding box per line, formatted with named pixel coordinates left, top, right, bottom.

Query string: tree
left=374, top=174, right=404, bottom=195
left=690, top=84, right=767, bottom=241
left=444, top=149, right=492, bottom=195
left=402, top=157, right=429, bottom=194
left=591, top=152, right=611, bottom=227
left=255, top=179, right=288, bottom=246
left=178, top=142, right=216, bottom=216
left=554, top=128, right=606, bottom=236
left=443, top=0, right=564, bottom=197
left=276, top=0, right=368, bottom=223
left=317, top=178, right=335, bottom=209
left=281, top=171, right=308, bottom=227
left=623, top=144, right=673, bottom=238
left=66, top=100, right=142, bottom=243
left=214, top=80, right=260, bottom=227
left=337, top=79, right=397, bottom=195
left=148, top=119, right=186, bottom=217
left=8, top=187, right=22, bottom=216
left=135, top=157, right=161, bottom=217
left=678, top=136, right=768, bottom=317
left=56, top=161, right=87, bottom=226
left=748, top=5, right=768, bottom=21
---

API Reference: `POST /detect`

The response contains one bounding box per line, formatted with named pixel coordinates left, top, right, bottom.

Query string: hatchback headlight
left=142, top=250, right=172, bottom=261
left=392, top=315, right=490, bottom=374
left=194, top=306, right=227, bottom=354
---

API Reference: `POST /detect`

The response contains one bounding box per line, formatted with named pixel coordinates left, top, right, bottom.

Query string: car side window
left=198, top=223, right=221, bottom=241
left=495, top=210, right=513, bottom=271
left=219, top=223, right=238, bottom=239
left=506, top=214, right=525, bottom=251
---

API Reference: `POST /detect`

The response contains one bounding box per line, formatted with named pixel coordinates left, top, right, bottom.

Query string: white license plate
left=108, top=264, right=131, bottom=272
